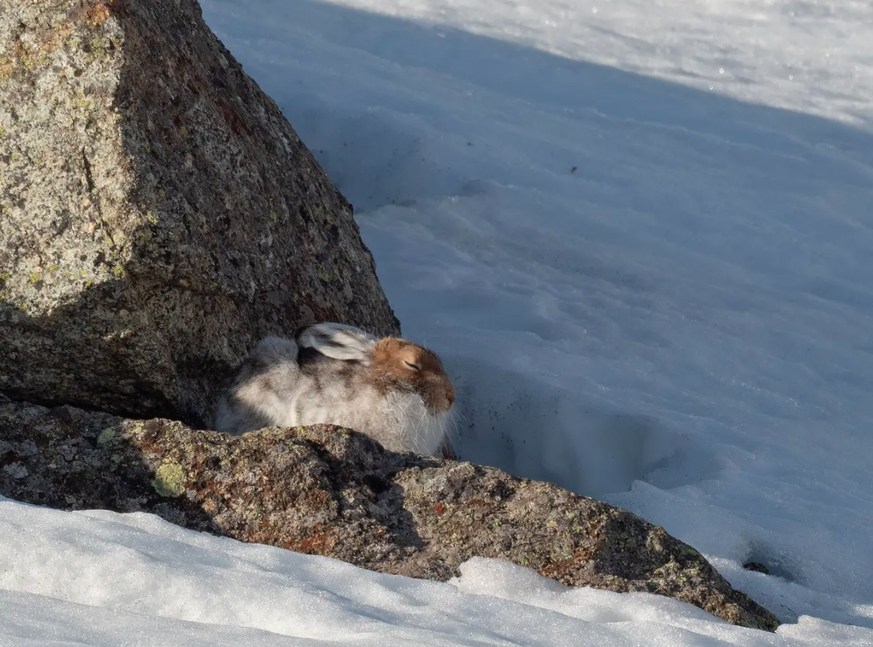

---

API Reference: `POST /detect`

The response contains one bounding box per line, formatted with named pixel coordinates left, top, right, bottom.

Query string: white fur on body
left=214, top=329, right=451, bottom=456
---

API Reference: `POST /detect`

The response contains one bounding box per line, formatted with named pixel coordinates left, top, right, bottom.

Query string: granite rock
left=0, top=0, right=399, bottom=426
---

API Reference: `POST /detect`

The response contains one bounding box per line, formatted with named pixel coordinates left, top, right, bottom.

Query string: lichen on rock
left=152, top=461, right=186, bottom=497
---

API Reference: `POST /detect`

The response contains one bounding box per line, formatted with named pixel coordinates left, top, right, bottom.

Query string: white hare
left=214, top=323, right=456, bottom=457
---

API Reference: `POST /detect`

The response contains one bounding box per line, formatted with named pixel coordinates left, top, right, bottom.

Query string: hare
left=214, top=323, right=456, bottom=458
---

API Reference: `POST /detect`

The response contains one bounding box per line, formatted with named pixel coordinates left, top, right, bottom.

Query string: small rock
left=743, top=561, right=770, bottom=575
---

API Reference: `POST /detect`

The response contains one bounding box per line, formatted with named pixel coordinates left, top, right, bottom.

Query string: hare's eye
left=404, top=361, right=421, bottom=371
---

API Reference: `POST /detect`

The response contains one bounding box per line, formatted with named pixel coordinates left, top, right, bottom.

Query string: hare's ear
left=296, top=322, right=378, bottom=364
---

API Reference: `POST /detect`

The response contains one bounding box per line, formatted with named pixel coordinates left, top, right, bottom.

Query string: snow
left=3, top=0, right=873, bottom=645
left=1, top=499, right=870, bottom=647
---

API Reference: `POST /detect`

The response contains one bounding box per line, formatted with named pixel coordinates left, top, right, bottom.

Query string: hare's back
left=294, top=352, right=383, bottom=425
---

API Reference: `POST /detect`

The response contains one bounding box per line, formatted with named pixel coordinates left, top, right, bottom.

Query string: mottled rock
left=0, top=400, right=779, bottom=631
left=0, top=0, right=399, bottom=426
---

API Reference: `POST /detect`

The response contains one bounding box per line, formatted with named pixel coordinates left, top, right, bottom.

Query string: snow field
left=3, top=0, right=873, bottom=644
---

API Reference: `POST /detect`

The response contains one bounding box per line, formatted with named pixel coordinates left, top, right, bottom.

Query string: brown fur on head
left=372, top=338, right=455, bottom=414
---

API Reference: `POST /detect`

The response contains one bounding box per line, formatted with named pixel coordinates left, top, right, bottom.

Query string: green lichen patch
left=96, top=427, right=116, bottom=446
left=152, top=461, right=186, bottom=497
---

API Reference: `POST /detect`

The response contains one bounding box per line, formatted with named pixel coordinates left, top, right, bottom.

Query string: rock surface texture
left=0, top=399, right=780, bottom=632
left=0, top=0, right=399, bottom=426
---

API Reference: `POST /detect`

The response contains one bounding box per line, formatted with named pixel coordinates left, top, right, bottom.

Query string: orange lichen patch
left=0, top=15, right=82, bottom=82
left=539, top=546, right=597, bottom=582
left=87, top=2, right=113, bottom=26
left=286, top=525, right=338, bottom=555
left=434, top=503, right=446, bottom=515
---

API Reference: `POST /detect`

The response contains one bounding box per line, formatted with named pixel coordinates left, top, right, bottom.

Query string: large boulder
left=0, top=399, right=780, bottom=632
left=0, top=0, right=399, bottom=426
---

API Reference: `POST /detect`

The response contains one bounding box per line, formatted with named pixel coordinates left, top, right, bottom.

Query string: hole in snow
left=743, top=544, right=805, bottom=585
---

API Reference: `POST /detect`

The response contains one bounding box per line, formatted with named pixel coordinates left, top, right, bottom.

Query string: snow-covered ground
left=4, top=0, right=873, bottom=644
left=2, top=500, right=870, bottom=647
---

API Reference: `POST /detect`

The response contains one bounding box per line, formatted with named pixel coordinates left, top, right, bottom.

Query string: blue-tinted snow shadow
left=202, top=0, right=873, bottom=207
left=444, top=356, right=726, bottom=499
left=291, top=2, right=869, bottom=148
